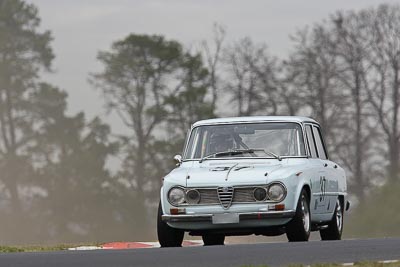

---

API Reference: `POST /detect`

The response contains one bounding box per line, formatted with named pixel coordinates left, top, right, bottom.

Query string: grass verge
left=242, top=261, right=400, bottom=267
left=0, top=243, right=99, bottom=253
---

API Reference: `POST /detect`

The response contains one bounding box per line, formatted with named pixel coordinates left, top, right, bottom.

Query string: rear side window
left=305, top=125, right=317, bottom=158
left=312, top=126, right=328, bottom=160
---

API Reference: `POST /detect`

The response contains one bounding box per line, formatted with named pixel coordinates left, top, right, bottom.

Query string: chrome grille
left=197, top=188, right=219, bottom=204
left=193, top=186, right=270, bottom=207
left=218, top=187, right=234, bottom=209
left=232, top=187, right=259, bottom=202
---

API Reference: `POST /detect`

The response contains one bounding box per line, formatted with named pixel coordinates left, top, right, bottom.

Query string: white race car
left=157, top=116, right=348, bottom=247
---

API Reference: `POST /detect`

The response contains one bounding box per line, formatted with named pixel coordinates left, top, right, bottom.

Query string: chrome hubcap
left=301, top=195, right=310, bottom=233
left=336, top=199, right=343, bottom=232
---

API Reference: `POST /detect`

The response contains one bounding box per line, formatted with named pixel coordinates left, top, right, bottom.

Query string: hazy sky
left=31, top=0, right=399, bottom=132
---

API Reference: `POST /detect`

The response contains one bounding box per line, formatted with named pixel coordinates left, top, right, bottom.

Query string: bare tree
left=201, top=23, right=226, bottom=112
left=330, top=10, right=380, bottom=201
left=285, top=25, right=347, bottom=153
left=278, top=60, right=307, bottom=116
left=364, top=4, right=400, bottom=182
left=223, top=37, right=279, bottom=116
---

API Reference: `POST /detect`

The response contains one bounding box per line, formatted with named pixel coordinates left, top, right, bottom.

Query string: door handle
left=323, top=163, right=328, bottom=167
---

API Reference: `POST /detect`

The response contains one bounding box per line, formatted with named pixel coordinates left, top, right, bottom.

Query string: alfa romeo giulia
left=157, top=116, right=348, bottom=247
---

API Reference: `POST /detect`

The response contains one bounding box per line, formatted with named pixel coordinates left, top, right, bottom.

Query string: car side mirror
left=174, top=155, right=182, bottom=166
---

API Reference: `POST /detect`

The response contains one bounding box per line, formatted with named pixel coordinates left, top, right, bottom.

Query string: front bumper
left=162, top=210, right=295, bottom=223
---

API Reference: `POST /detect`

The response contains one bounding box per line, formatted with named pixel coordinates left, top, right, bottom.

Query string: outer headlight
left=168, top=187, right=186, bottom=206
left=267, top=183, right=286, bottom=202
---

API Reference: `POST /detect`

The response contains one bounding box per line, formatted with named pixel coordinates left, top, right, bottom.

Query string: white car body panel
left=160, top=116, right=347, bottom=234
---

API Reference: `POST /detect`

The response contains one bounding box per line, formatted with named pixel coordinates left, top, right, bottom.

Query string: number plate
left=212, top=213, right=239, bottom=224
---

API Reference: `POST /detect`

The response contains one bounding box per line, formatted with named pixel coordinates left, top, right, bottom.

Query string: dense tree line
left=0, top=0, right=399, bottom=243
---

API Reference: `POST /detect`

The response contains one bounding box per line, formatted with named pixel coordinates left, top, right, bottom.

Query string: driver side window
left=305, top=125, right=318, bottom=158
left=312, top=126, right=328, bottom=160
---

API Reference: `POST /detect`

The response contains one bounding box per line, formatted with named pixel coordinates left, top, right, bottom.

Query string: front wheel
left=286, top=189, right=311, bottom=242
left=157, top=202, right=184, bottom=247
left=202, top=234, right=225, bottom=246
left=320, top=198, right=343, bottom=240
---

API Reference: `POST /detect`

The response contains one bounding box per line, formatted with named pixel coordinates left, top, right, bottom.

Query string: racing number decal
left=320, top=176, right=327, bottom=202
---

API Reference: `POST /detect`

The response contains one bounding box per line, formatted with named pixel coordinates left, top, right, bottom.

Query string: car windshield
left=183, top=122, right=306, bottom=160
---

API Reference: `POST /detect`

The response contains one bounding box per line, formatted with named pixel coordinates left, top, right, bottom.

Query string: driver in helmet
left=210, top=133, right=235, bottom=154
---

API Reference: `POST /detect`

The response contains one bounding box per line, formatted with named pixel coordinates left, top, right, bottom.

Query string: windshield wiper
left=199, top=149, right=282, bottom=163
left=199, top=149, right=255, bottom=163
left=250, top=149, right=282, bottom=161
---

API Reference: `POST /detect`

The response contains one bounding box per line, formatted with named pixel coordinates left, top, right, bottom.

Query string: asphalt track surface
left=1, top=238, right=400, bottom=267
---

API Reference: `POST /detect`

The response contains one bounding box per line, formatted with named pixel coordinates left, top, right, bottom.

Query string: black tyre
left=320, top=198, right=343, bottom=240
left=286, top=189, right=311, bottom=242
left=157, top=202, right=184, bottom=247
left=202, top=234, right=225, bottom=246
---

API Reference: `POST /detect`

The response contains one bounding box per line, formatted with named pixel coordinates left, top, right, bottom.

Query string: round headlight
left=267, top=183, right=286, bottom=202
left=253, top=187, right=267, bottom=201
left=186, top=189, right=201, bottom=204
left=168, top=187, right=186, bottom=205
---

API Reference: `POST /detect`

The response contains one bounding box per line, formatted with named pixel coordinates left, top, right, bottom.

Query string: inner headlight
left=253, top=187, right=267, bottom=201
left=168, top=187, right=186, bottom=205
left=186, top=189, right=201, bottom=204
left=267, top=183, right=286, bottom=202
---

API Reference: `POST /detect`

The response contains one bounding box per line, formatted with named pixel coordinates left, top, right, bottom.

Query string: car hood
left=183, top=160, right=290, bottom=187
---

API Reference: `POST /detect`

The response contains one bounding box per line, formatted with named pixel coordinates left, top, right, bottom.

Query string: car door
left=312, top=125, right=337, bottom=214
left=305, top=124, right=327, bottom=214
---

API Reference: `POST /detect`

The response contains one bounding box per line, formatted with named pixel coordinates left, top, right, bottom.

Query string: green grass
left=242, top=261, right=400, bottom=267
left=0, top=243, right=99, bottom=253
left=345, top=181, right=400, bottom=239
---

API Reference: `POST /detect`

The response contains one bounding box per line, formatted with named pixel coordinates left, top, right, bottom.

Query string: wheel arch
left=337, top=194, right=345, bottom=210
left=291, top=179, right=312, bottom=211
left=160, top=186, right=168, bottom=215
left=302, top=184, right=311, bottom=201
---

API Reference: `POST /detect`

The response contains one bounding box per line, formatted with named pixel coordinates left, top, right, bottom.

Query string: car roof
left=192, top=116, right=318, bottom=127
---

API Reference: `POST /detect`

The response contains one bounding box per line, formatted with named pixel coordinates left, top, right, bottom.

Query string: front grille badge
left=217, top=187, right=234, bottom=209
